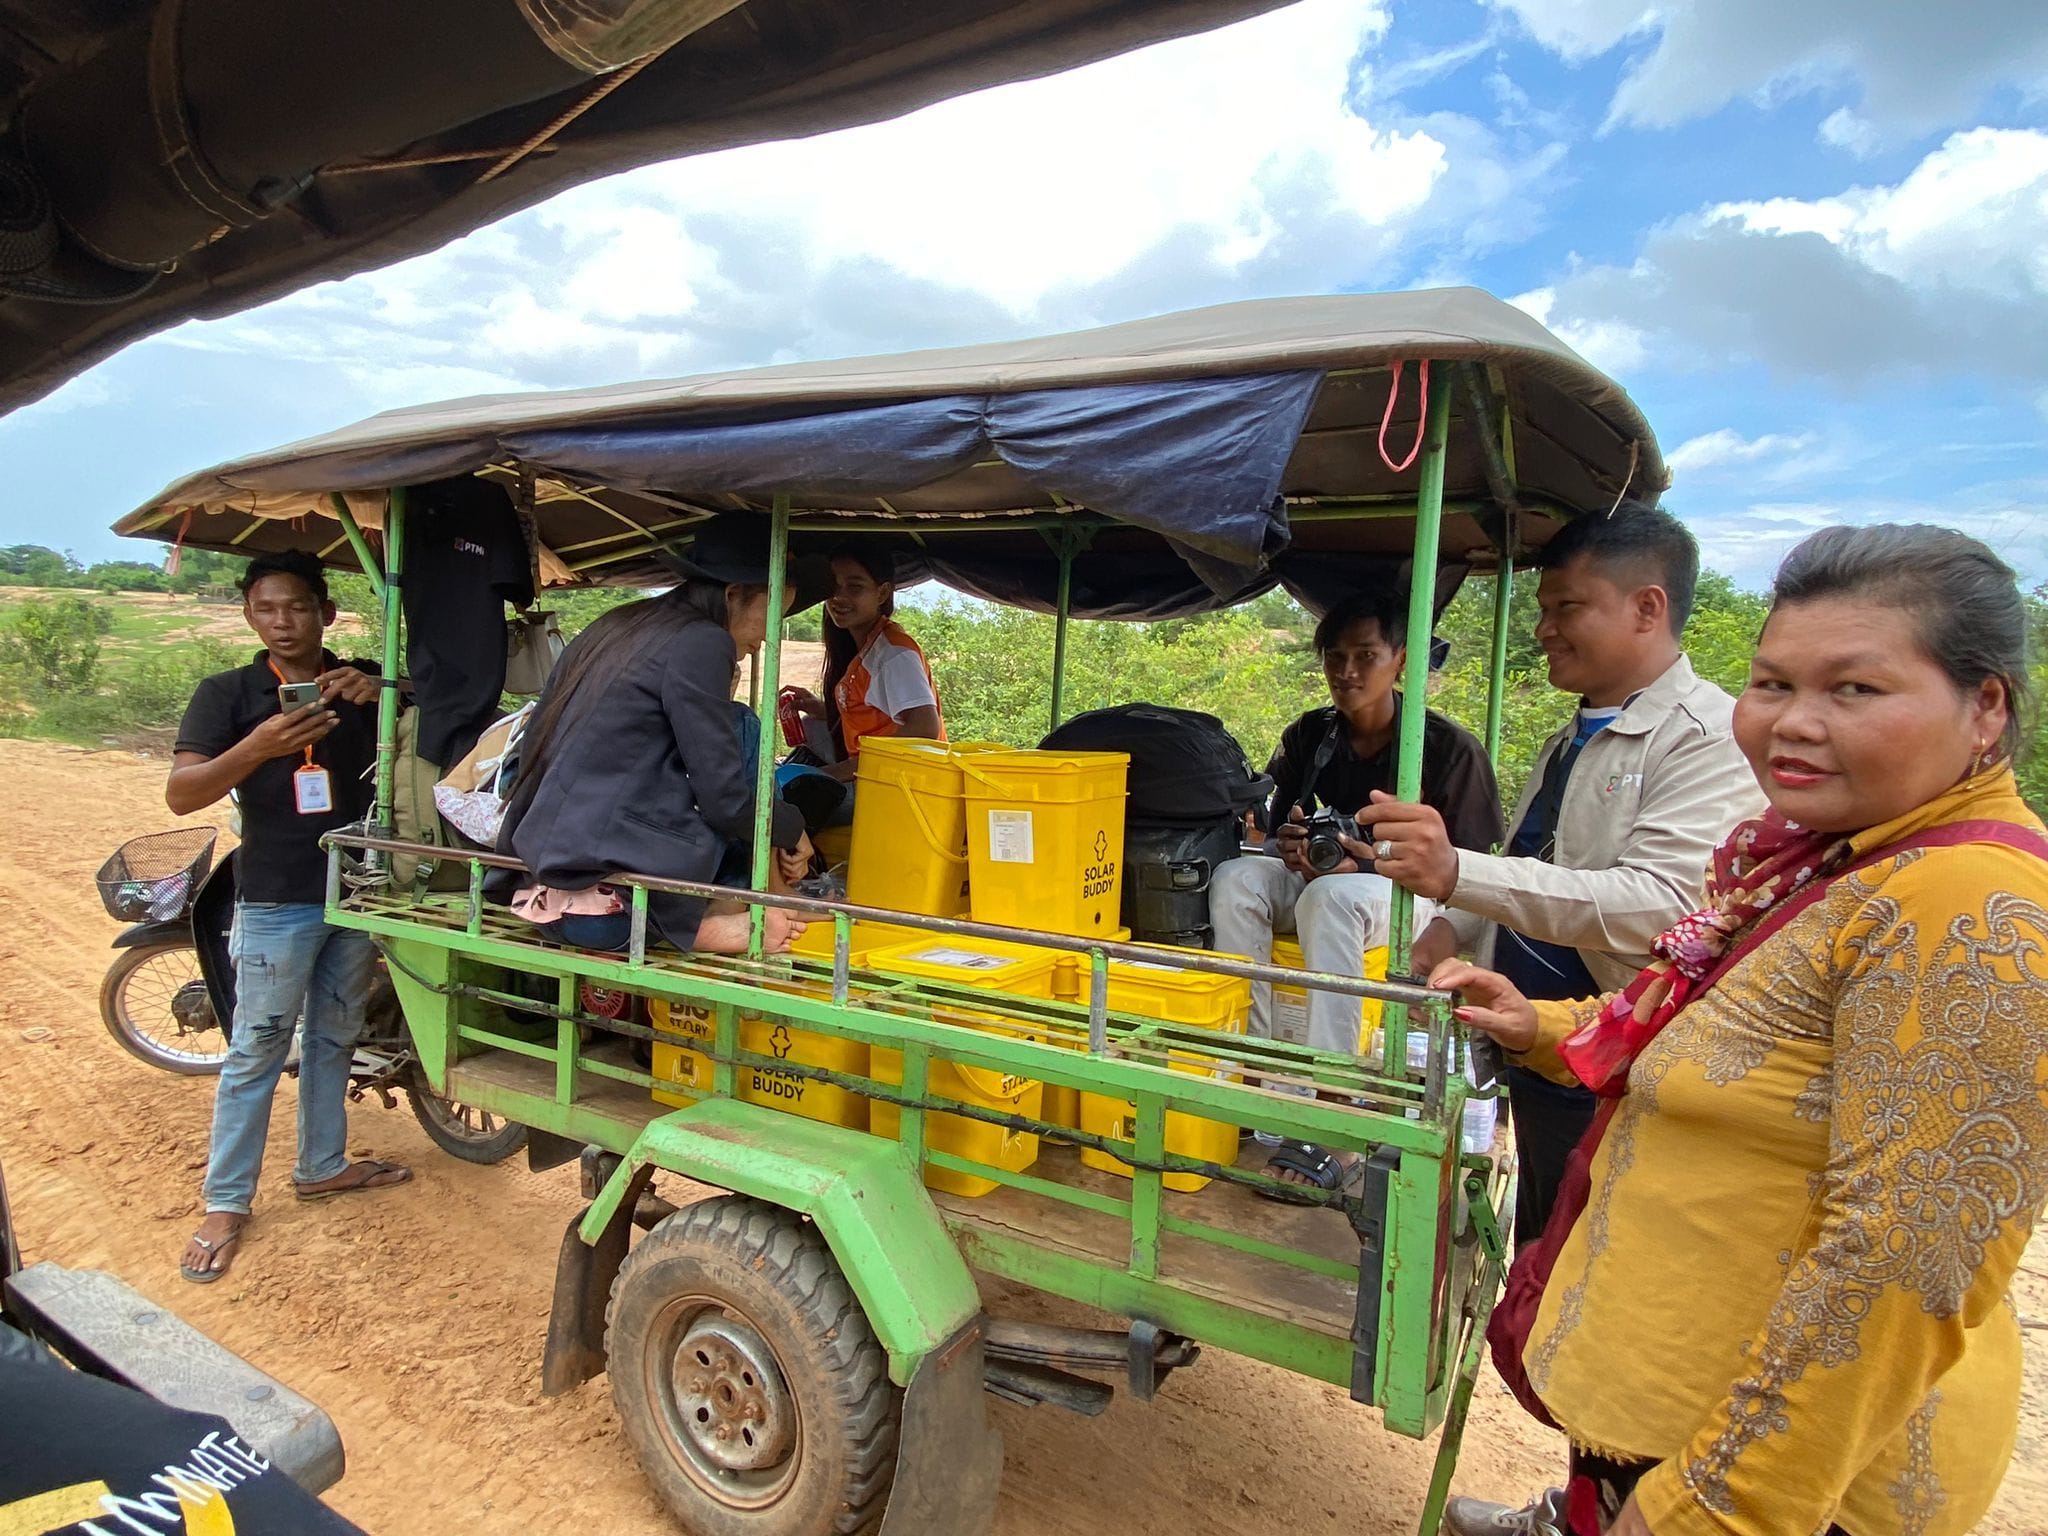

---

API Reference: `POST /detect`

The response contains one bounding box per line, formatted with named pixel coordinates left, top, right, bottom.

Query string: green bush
left=0, top=595, right=113, bottom=696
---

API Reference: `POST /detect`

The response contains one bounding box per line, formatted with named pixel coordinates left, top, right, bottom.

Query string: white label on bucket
left=1271, top=990, right=1309, bottom=1046
left=987, top=809, right=1035, bottom=863
left=906, top=946, right=1009, bottom=970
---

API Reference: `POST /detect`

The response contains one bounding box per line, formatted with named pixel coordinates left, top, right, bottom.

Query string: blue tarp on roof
left=509, top=370, right=1323, bottom=594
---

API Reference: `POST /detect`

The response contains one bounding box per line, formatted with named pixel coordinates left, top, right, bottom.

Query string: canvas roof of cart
left=0, top=0, right=1289, bottom=412
left=115, top=288, right=1667, bottom=620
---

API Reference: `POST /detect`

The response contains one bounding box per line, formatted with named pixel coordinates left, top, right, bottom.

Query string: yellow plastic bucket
left=1072, top=945, right=1250, bottom=1192
left=865, top=937, right=1053, bottom=1197
left=1030, top=931, right=1130, bottom=1130
left=846, top=739, right=969, bottom=918
left=1270, top=936, right=1388, bottom=1051
left=649, top=993, right=869, bottom=1130
left=788, top=919, right=926, bottom=968
left=844, top=740, right=1009, bottom=918
left=960, top=750, right=1129, bottom=937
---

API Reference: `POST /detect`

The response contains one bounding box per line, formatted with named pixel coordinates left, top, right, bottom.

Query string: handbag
left=1489, top=818, right=2048, bottom=1430
left=504, top=610, right=564, bottom=695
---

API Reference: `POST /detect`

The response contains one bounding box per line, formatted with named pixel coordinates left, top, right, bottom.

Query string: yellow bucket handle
left=883, top=777, right=968, bottom=864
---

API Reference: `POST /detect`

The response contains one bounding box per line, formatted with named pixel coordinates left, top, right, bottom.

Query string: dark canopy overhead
left=0, top=0, right=1284, bottom=412
left=117, top=288, right=1668, bottom=619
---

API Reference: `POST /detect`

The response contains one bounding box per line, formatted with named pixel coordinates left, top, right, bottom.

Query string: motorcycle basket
left=95, top=829, right=218, bottom=923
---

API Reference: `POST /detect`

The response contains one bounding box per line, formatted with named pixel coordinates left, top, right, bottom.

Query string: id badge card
left=293, top=764, right=334, bottom=815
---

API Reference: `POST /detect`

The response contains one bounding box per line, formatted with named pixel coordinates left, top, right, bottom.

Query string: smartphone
left=277, top=681, right=324, bottom=713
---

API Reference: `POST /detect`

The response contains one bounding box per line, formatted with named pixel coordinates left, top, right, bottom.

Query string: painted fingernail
left=1452, top=1007, right=1475, bottom=1022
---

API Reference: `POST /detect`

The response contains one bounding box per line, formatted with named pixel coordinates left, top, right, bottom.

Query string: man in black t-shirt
left=1210, top=589, right=1503, bottom=1192
left=168, top=552, right=411, bottom=1285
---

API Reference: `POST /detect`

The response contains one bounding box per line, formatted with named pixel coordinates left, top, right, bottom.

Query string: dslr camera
left=1299, top=807, right=1367, bottom=874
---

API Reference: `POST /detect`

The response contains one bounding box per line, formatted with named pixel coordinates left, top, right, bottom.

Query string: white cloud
left=1818, top=108, right=1880, bottom=159
left=1667, top=429, right=1819, bottom=476
left=1507, top=286, right=1648, bottom=374
left=1534, top=128, right=2048, bottom=384
left=1488, top=0, right=2048, bottom=137
left=1690, top=495, right=2048, bottom=589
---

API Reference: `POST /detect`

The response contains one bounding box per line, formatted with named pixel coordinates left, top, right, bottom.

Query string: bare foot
left=179, top=1211, right=247, bottom=1284
left=695, top=908, right=806, bottom=955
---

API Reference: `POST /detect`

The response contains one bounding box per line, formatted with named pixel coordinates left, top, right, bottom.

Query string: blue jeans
left=202, top=902, right=375, bottom=1214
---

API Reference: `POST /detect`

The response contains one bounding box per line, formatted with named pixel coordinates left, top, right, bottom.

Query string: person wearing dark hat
left=489, top=514, right=815, bottom=955
left=780, top=545, right=944, bottom=780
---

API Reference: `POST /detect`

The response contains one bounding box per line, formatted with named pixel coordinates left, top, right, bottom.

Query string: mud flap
left=875, top=1317, right=1003, bottom=1536
left=540, top=1162, right=652, bottom=1396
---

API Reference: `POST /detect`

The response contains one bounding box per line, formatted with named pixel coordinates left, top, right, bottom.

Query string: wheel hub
left=671, top=1313, right=795, bottom=1475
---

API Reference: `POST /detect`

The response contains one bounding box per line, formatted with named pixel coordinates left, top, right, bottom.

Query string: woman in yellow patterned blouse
left=1438, top=524, right=2048, bottom=1536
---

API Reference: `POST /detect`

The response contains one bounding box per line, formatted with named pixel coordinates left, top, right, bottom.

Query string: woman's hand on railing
left=1426, top=959, right=1538, bottom=1054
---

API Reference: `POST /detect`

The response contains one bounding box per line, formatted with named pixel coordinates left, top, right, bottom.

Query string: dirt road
left=3, top=737, right=2041, bottom=1534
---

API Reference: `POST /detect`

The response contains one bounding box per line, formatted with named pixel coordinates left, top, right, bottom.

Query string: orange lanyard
left=266, top=656, right=318, bottom=769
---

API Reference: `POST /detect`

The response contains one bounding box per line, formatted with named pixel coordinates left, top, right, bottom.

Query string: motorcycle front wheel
left=405, top=1069, right=527, bottom=1165
left=99, top=940, right=229, bottom=1076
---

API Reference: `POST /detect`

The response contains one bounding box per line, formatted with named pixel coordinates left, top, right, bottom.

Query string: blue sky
left=0, top=0, right=2042, bottom=589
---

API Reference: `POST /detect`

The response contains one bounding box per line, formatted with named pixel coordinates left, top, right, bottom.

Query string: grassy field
left=0, top=588, right=370, bottom=748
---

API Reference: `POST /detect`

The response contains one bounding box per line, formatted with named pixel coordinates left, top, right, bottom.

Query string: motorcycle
left=94, top=829, right=527, bottom=1166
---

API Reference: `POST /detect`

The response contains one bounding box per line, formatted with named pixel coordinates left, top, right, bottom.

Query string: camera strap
left=1299, top=709, right=1341, bottom=814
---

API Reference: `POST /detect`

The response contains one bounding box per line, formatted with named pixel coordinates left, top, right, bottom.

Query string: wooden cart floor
left=447, top=1042, right=1362, bottom=1340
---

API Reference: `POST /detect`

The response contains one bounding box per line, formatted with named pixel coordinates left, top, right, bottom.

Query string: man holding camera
left=168, top=550, right=411, bottom=1285
left=1211, top=591, right=1503, bottom=1190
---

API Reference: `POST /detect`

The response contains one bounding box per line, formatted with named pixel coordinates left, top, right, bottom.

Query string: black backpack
left=1040, top=703, right=1271, bottom=826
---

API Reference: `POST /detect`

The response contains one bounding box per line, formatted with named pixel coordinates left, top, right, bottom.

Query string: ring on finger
left=1374, top=839, right=1395, bottom=861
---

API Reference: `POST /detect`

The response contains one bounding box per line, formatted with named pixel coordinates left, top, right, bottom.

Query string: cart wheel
left=608, top=1196, right=900, bottom=1536
left=404, top=1072, right=529, bottom=1165
left=99, top=940, right=228, bottom=1075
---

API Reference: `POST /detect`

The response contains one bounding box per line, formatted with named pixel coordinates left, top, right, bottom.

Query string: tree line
left=3, top=542, right=2041, bottom=817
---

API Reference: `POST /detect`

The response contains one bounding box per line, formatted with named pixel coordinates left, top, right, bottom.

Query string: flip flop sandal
left=179, top=1221, right=246, bottom=1285
left=1255, top=1141, right=1353, bottom=1205
left=293, top=1159, right=413, bottom=1202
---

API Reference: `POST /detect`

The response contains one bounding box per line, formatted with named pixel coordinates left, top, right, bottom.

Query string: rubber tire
left=98, top=940, right=225, bottom=1076
left=607, top=1196, right=900, bottom=1536
left=404, top=1074, right=529, bottom=1165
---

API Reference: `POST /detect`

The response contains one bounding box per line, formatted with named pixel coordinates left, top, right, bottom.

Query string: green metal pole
left=747, top=494, right=791, bottom=956
left=1049, top=532, right=1074, bottom=733
left=373, top=487, right=406, bottom=843
left=329, top=494, right=386, bottom=600
left=1483, top=514, right=1515, bottom=764
left=1382, top=369, right=1450, bottom=1072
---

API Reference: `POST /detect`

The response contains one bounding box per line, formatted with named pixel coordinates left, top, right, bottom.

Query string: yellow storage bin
left=865, top=937, right=1053, bottom=1197
left=1032, top=932, right=1131, bottom=1130
left=811, top=821, right=853, bottom=870
left=1270, top=936, right=1388, bottom=1052
left=1070, top=946, right=1250, bottom=1193
left=844, top=740, right=1008, bottom=920
left=960, top=750, right=1129, bottom=938
left=788, top=919, right=925, bottom=968
left=649, top=994, right=869, bottom=1130
left=847, top=739, right=971, bottom=918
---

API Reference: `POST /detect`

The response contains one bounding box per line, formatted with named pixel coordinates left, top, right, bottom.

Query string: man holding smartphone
left=167, top=550, right=410, bottom=1284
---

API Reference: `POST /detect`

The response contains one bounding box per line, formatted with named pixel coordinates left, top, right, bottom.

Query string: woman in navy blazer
left=493, top=516, right=814, bottom=954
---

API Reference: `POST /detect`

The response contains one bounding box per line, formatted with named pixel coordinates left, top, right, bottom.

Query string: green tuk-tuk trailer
left=118, top=289, right=1665, bottom=1536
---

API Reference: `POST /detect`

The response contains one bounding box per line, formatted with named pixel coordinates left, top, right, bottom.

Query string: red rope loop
left=1376, top=358, right=1431, bottom=474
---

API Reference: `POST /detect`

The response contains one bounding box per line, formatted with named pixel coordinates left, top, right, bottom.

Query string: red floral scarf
left=1556, top=811, right=1852, bottom=1095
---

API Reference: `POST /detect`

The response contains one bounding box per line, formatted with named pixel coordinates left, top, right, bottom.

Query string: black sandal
left=1255, top=1141, right=1352, bottom=1204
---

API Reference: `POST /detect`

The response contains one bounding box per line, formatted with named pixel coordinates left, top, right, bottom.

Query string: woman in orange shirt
left=783, top=548, right=943, bottom=782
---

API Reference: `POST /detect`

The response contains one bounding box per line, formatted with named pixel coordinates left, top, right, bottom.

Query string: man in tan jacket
left=1358, top=505, right=1765, bottom=1254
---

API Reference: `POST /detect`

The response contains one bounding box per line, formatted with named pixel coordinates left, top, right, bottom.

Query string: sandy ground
left=2, top=736, right=2041, bottom=1535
